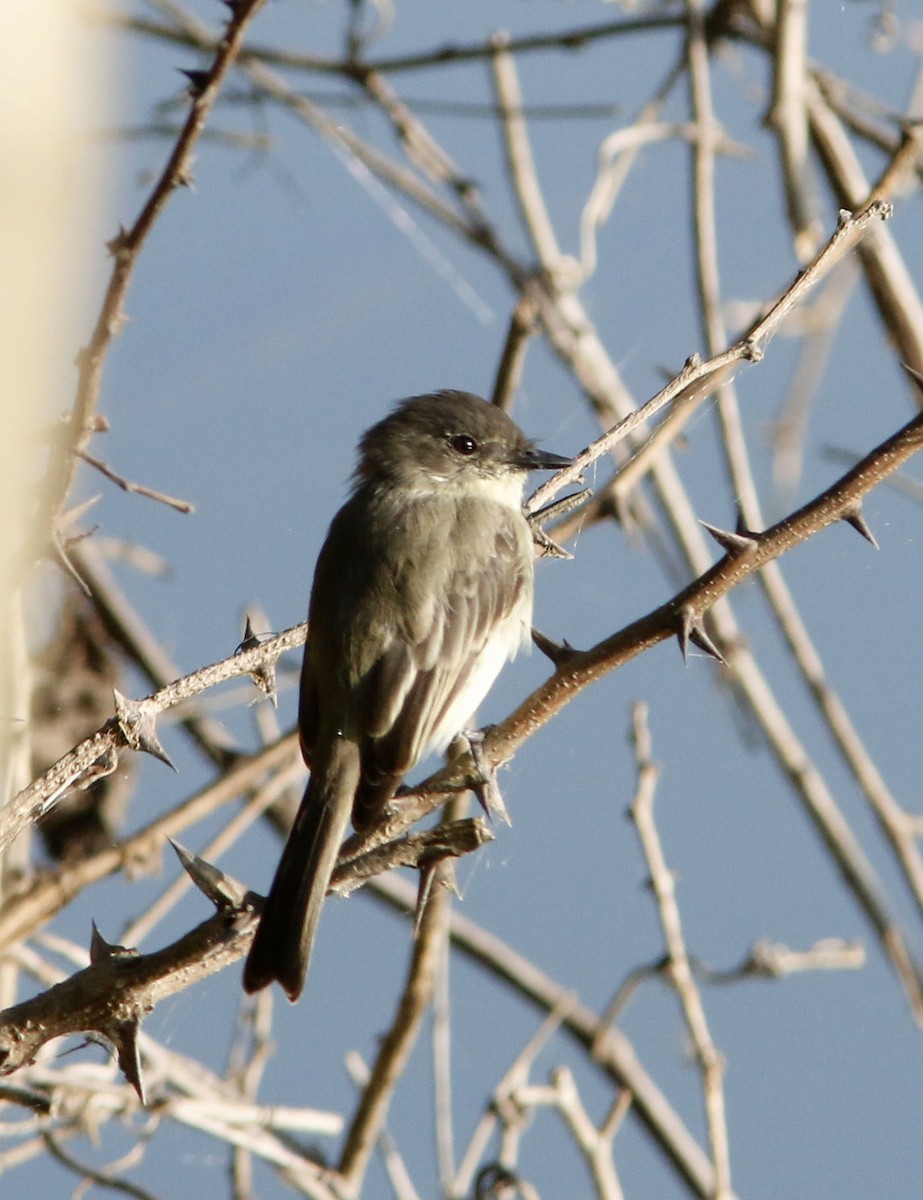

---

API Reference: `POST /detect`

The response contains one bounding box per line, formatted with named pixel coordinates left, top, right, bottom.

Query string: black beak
left=517, top=446, right=572, bottom=472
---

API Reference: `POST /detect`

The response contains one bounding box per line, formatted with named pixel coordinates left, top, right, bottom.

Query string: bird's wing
left=352, top=506, right=531, bottom=827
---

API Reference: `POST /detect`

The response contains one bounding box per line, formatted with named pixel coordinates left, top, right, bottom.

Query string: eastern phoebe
left=243, top=390, right=570, bottom=1000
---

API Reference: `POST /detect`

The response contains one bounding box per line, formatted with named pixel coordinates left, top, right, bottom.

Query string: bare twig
left=72, top=540, right=240, bottom=767
left=0, top=900, right=257, bottom=1093
left=337, top=868, right=448, bottom=1191
left=433, top=927, right=455, bottom=1193
left=518, top=1066, right=629, bottom=1200
left=0, top=734, right=301, bottom=951
left=702, top=938, right=866, bottom=982
left=41, top=1130, right=161, bottom=1200
left=490, top=288, right=542, bottom=412
left=628, top=702, right=731, bottom=1198
left=344, top=1053, right=424, bottom=1200
left=767, top=0, right=823, bottom=260
left=375, top=873, right=718, bottom=1199
left=491, top=36, right=565, bottom=274
left=768, top=261, right=859, bottom=511
left=119, top=760, right=305, bottom=948
left=453, top=998, right=575, bottom=1197
left=76, top=449, right=194, bottom=514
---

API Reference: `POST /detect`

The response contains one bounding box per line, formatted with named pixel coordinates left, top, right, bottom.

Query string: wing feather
left=353, top=505, right=531, bottom=826
left=300, top=488, right=533, bottom=831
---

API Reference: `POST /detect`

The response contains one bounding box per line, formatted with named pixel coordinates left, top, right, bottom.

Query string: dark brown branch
left=332, top=818, right=493, bottom=897
left=348, top=403, right=923, bottom=837
left=95, top=10, right=686, bottom=78
left=0, top=822, right=491, bottom=1096
left=0, top=905, right=257, bottom=1095
left=490, top=287, right=542, bottom=412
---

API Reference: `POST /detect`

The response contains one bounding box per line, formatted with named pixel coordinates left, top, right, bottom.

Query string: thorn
left=179, top=68, right=210, bottom=98
left=170, top=839, right=248, bottom=909
left=841, top=505, right=879, bottom=549
left=440, top=857, right=463, bottom=899
left=51, top=528, right=93, bottom=596
left=251, top=664, right=279, bottom=707
left=113, top=690, right=176, bottom=770
left=699, top=519, right=758, bottom=555
left=79, top=744, right=121, bottom=794
left=113, top=1018, right=145, bottom=1104
left=531, top=627, right=578, bottom=666
left=89, top=923, right=107, bottom=963
left=678, top=609, right=692, bottom=664
left=900, top=361, right=923, bottom=399
left=690, top=623, right=725, bottom=664
left=89, top=922, right=139, bottom=965
left=678, top=608, right=725, bottom=665
left=414, top=854, right=461, bottom=935
left=240, top=614, right=259, bottom=649
left=237, top=616, right=279, bottom=707
left=105, top=225, right=131, bottom=259
left=58, top=492, right=102, bottom=531
left=464, top=729, right=511, bottom=826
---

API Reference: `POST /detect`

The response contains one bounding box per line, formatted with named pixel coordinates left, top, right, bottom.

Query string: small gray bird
left=243, top=391, right=570, bottom=1000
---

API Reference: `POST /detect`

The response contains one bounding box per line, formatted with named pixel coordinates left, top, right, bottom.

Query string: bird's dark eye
left=450, top=433, right=478, bottom=455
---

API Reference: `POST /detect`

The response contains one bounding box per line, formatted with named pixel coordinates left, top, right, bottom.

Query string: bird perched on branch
left=243, top=390, right=570, bottom=1001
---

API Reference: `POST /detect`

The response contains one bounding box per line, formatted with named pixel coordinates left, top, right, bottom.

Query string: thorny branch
left=0, top=823, right=488, bottom=1099
left=7, top=2, right=923, bottom=1197
left=9, top=345, right=920, bottom=1059
left=348, top=400, right=923, bottom=840
left=5, top=389, right=912, bottom=1178
left=5, top=217, right=922, bottom=1195
left=38, top=0, right=269, bottom=573
left=9, top=199, right=895, bottom=851
left=1, top=623, right=307, bottom=854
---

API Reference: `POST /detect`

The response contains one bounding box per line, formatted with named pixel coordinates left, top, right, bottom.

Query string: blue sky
left=19, top=3, right=923, bottom=1197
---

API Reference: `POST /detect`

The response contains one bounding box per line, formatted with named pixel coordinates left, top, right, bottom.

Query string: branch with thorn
left=0, top=823, right=490, bottom=1100
left=340, top=395, right=923, bottom=852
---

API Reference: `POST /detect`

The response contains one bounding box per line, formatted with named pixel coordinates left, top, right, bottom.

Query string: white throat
left=426, top=469, right=525, bottom=511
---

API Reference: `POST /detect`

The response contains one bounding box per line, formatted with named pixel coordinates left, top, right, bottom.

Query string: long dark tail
left=242, top=741, right=359, bottom=1001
